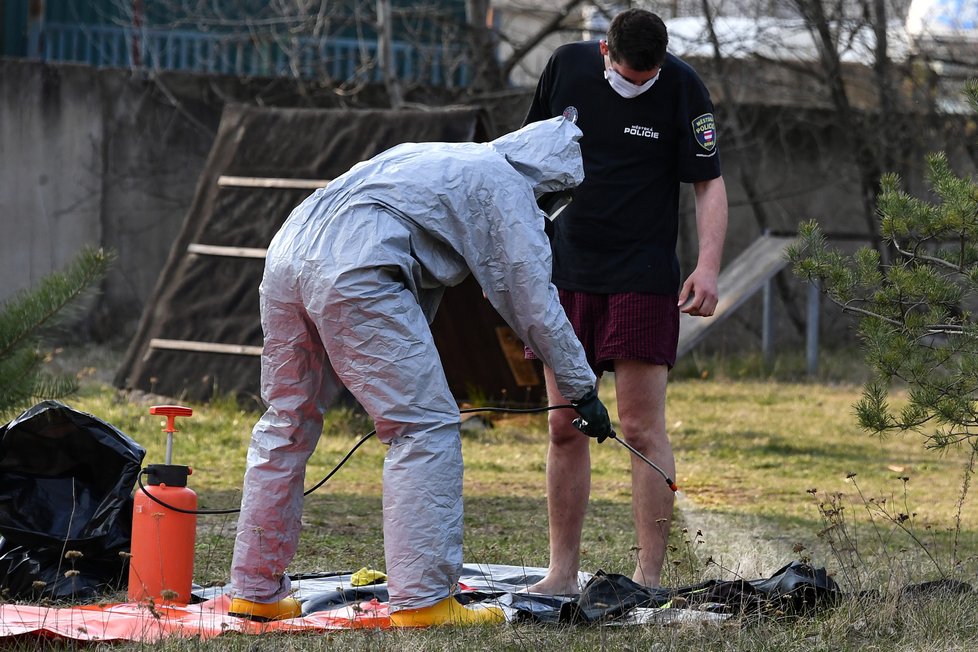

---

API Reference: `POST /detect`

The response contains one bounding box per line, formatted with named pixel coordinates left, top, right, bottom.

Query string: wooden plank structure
left=677, top=234, right=798, bottom=359
left=217, top=175, right=329, bottom=189
left=114, top=105, right=550, bottom=407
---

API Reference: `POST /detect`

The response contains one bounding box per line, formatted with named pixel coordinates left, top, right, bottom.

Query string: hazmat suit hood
left=488, top=116, right=584, bottom=195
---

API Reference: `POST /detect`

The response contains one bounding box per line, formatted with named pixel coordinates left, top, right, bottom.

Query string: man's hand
left=682, top=177, right=726, bottom=317
left=571, top=388, right=613, bottom=443
left=678, top=267, right=719, bottom=317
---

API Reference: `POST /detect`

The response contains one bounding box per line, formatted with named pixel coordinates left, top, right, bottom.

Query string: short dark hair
left=606, top=8, right=668, bottom=71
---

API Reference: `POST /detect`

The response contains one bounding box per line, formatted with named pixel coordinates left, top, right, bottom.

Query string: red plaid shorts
left=526, top=290, right=679, bottom=374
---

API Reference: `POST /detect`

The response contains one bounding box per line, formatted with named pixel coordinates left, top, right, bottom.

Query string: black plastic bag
left=671, top=560, right=840, bottom=616
left=0, top=400, right=146, bottom=600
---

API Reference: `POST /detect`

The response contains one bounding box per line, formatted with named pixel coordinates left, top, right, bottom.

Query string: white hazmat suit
left=230, top=116, right=597, bottom=611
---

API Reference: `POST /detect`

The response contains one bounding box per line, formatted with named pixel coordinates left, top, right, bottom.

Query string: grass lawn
left=5, top=348, right=978, bottom=650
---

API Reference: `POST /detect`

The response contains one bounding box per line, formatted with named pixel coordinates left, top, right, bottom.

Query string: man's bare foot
left=526, top=575, right=581, bottom=595
left=631, top=569, right=661, bottom=589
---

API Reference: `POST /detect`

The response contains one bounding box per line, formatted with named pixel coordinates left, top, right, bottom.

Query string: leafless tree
left=675, top=0, right=975, bottom=337
left=100, top=0, right=575, bottom=103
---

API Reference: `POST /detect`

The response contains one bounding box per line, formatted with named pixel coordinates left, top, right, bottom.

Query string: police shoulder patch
left=691, top=113, right=717, bottom=152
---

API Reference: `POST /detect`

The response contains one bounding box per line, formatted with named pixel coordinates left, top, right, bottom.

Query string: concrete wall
left=1, top=60, right=219, bottom=340
left=3, top=63, right=104, bottom=311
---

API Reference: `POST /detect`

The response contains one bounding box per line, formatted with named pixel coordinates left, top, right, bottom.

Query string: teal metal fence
left=35, top=22, right=470, bottom=87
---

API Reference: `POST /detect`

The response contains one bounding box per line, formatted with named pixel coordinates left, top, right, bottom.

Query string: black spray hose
left=135, top=403, right=677, bottom=517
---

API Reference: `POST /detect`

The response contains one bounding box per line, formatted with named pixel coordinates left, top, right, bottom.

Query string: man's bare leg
left=527, top=365, right=593, bottom=595
left=614, top=360, right=674, bottom=588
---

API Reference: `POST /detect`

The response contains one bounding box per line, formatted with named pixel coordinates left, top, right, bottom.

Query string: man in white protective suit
left=227, top=116, right=614, bottom=626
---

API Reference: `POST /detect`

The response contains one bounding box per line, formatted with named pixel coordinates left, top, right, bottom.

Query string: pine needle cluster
left=789, top=80, right=978, bottom=451
left=0, top=247, right=114, bottom=416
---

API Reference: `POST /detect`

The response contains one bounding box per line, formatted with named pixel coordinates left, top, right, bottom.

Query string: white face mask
left=604, top=62, right=659, bottom=99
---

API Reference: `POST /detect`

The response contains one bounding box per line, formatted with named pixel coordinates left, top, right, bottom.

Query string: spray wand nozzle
left=605, top=430, right=679, bottom=493
left=571, top=415, right=679, bottom=492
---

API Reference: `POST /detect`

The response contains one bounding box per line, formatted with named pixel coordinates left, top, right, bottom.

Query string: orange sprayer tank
left=127, top=405, right=197, bottom=605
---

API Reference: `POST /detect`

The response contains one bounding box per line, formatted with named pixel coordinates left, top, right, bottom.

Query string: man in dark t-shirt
left=524, top=8, right=728, bottom=592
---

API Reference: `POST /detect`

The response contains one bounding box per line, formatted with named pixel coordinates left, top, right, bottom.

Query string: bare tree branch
left=377, top=0, right=404, bottom=108
left=501, top=0, right=588, bottom=79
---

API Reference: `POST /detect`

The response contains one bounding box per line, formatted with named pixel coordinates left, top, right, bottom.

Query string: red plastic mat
left=0, top=595, right=391, bottom=642
left=0, top=561, right=848, bottom=641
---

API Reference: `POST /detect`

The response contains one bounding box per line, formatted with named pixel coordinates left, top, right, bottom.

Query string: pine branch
left=892, top=239, right=968, bottom=273
left=0, top=248, right=114, bottom=360
left=791, top=81, right=978, bottom=452
left=0, top=247, right=114, bottom=416
left=0, top=347, right=43, bottom=410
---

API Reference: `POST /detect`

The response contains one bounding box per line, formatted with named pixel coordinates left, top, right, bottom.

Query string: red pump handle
left=150, top=405, right=193, bottom=433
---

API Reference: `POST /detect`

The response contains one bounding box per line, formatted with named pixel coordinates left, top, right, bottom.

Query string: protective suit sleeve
left=467, top=198, right=595, bottom=402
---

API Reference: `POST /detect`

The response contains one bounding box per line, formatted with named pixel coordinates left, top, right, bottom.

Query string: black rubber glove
left=571, top=387, right=614, bottom=443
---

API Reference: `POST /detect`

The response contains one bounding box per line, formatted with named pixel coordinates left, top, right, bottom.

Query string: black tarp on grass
left=0, top=401, right=145, bottom=599
left=115, top=104, right=548, bottom=407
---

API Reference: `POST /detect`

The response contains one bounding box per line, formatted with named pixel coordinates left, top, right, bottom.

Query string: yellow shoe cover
left=228, top=596, right=302, bottom=621
left=389, top=596, right=505, bottom=628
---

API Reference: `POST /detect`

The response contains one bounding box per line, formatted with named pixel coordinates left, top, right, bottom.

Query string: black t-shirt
left=525, top=41, right=722, bottom=294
